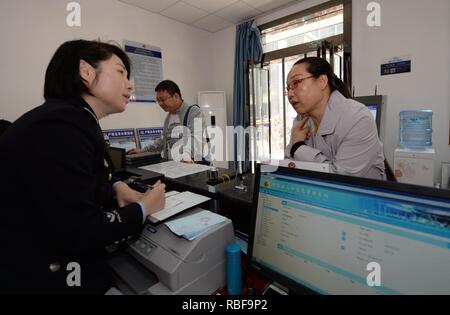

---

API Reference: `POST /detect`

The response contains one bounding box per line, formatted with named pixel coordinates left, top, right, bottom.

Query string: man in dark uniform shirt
left=0, top=40, right=165, bottom=294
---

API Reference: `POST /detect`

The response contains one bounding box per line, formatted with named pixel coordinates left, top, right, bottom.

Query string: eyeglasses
left=156, top=95, right=172, bottom=104
left=285, top=76, right=314, bottom=95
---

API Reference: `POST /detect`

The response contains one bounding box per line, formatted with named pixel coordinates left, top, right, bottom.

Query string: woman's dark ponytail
left=294, top=57, right=351, bottom=98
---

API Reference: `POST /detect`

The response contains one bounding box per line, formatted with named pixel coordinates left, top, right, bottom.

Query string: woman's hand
left=114, top=182, right=143, bottom=208
left=291, top=116, right=310, bottom=143
left=140, top=180, right=166, bottom=216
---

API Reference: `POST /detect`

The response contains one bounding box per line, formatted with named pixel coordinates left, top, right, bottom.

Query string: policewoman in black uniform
left=0, top=40, right=166, bottom=294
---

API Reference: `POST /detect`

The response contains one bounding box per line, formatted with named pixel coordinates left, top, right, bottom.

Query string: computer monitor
left=248, top=164, right=450, bottom=295
left=136, top=127, right=163, bottom=150
left=107, top=147, right=126, bottom=171
left=107, top=146, right=141, bottom=180
left=353, top=95, right=386, bottom=140
left=103, top=128, right=137, bottom=152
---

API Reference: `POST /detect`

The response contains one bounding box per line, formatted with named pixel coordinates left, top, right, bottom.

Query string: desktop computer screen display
left=103, top=129, right=137, bottom=152
left=137, top=127, right=163, bottom=150
left=248, top=165, right=450, bottom=295
left=366, top=104, right=378, bottom=121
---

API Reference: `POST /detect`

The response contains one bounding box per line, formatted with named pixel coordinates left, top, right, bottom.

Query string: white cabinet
left=394, top=148, right=435, bottom=187
left=198, top=91, right=229, bottom=169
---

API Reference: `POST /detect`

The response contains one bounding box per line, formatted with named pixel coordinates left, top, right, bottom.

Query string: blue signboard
left=137, top=127, right=163, bottom=150
left=124, top=41, right=163, bottom=103
left=103, top=128, right=137, bottom=151
left=381, top=57, right=411, bottom=76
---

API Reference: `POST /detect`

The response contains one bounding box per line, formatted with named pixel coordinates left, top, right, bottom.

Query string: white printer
left=108, top=208, right=235, bottom=295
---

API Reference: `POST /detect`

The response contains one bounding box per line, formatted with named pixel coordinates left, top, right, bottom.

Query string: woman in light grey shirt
left=285, top=57, right=386, bottom=180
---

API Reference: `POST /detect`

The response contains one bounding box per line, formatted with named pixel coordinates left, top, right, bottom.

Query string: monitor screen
left=103, top=129, right=137, bottom=152
left=137, top=127, right=163, bottom=150
left=366, top=104, right=378, bottom=121
left=249, top=165, right=450, bottom=295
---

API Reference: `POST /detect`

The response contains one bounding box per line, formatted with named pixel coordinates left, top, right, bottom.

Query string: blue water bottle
left=399, top=110, right=433, bottom=149
left=226, top=243, right=242, bottom=295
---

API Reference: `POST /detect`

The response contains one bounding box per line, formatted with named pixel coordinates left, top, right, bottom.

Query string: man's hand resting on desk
left=114, top=182, right=143, bottom=208
left=140, top=180, right=166, bottom=216
left=126, top=148, right=141, bottom=155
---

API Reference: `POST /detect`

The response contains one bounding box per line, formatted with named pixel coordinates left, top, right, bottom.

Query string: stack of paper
left=165, top=210, right=228, bottom=241
left=149, top=191, right=210, bottom=223
left=139, top=161, right=212, bottom=179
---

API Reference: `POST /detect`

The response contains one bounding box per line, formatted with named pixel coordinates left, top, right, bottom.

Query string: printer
left=108, top=208, right=235, bottom=295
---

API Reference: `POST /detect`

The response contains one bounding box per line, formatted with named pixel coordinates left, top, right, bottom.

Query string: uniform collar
left=66, top=97, right=99, bottom=125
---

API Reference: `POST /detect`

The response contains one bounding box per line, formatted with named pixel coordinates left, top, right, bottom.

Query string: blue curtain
left=232, top=21, right=263, bottom=169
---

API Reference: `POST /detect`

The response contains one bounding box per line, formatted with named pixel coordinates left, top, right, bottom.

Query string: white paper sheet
left=149, top=191, right=210, bottom=223
left=139, top=161, right=211, bottom=179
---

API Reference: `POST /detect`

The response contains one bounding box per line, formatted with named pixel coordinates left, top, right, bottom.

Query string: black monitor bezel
left=248, top=163, right=450, bottom=295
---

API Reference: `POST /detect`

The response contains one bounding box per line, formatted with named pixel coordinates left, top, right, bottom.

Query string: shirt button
left=109, top=173, right=112, bottom=181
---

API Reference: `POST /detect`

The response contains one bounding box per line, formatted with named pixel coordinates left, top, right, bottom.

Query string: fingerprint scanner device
left=108, top=208, right=235, bottom=295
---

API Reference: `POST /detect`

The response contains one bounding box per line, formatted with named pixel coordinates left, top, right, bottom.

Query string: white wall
left=0, top=0, right=214, bottom=130
left=211, top=26, right=236, bottom=126
left=352, top=0, right=450, bottom=183
left=211, top=0, right=450, bottom=184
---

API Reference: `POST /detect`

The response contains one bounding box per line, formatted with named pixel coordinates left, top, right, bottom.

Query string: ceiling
left=118, top=0, right=300, bottom=33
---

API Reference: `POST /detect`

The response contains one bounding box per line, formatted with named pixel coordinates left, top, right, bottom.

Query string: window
left=248, top=0, right=351, bottom=161
left=262, top=4, right=344, bottom=54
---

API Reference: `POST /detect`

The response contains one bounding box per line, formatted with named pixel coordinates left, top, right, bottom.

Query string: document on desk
left=139, top=161, right=211, bottom=179
left=165, top=210, right=228, bottom=241
left=165, top=190, right=180, bottom=198
left=149, top=191, right=210, bottom=223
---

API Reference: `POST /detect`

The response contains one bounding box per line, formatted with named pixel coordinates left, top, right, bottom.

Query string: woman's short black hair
left=294, top=57, right=351, bottom=98
left=0, top=119, right=12, bottom=137
left=44, top=40, right=131, bottom=100
left=155, top=80, right=182, bottom=99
